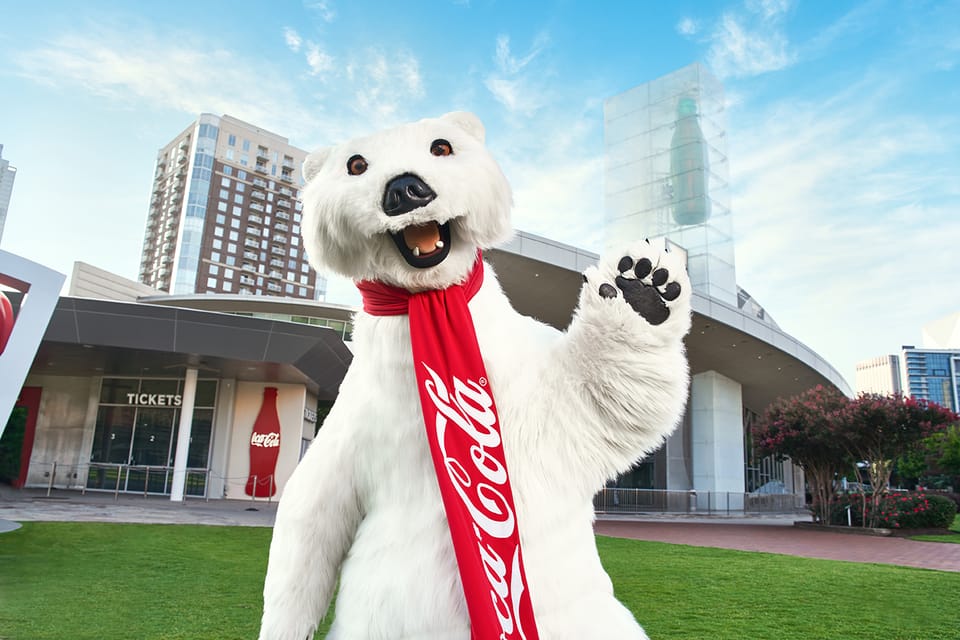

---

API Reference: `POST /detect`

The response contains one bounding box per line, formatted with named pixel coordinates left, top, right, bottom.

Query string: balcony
left=251, top=191, right=266, bottom=200
left=239, top=287, right=253, bottom=295
left=278, top=187, right=293, bottom=196
left=275, top=211, right=290, bottom=221
left=249, top=203, right=265, bottom=213
left=255, top=163, right=268, bottom=174
left=163, top=230, right=176, bottom=240
left=270, top=258, right=284, bottom=268
left=246, top=227, right=261, bottom=237
left=241, top=263, right=256, bottom=272
left=280, top=172, right=293, bottom=182
left=244, top=238, right=260, bottom=248
left=257, top=148, right=269, bottom=159
left=272, top=235, right=287, bottom=244
left=239, top=275, right=255, bottom=285
left=268, top=270, right=282, bottom=279
left=266, top=282, right=282, bottom=292
left=276, top=199, right=290, bottom=208
left=177, top=154, right=187, bottom=164
left=248, top=214, right=263, bottom=224
left=275, top=223, right=289, bottom=233
left=243, top=250, right=258, bottom=261
left=270, top=246, right=285, bottom=255
left=179, top=139, right=190, bottom=151
left=252, top=177, right=267, bottom=188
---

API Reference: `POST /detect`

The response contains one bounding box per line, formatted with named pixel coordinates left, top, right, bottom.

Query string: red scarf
left=357, top=252, right=540, bottom=640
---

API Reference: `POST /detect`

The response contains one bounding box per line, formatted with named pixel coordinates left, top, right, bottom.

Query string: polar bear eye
left=347, top=154, right=368, bottom=176
left=430, top=139, right=453, bottom=156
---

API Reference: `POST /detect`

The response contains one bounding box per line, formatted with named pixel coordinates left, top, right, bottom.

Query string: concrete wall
left=69, top=262, right=160, bottom=301
left=22, top=374, right=98, bottom=488
left=224, top=382, right=307, bottom=500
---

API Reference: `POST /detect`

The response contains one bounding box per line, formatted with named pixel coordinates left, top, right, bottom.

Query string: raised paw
left=596, top=243, right=686, bottom=326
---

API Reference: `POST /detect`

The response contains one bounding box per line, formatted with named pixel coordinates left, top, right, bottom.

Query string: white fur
left=260, top=113, right=691, bottom=640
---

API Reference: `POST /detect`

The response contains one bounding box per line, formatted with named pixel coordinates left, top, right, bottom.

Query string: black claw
left=662, top=281, right=681, bottom=301
left=651, top=268, right=669, bottom=287
left=599, top=283, right=618, bottom=299
left=617, top=256, right=633, bottom=273
left=634, top=258, right=652, bottom=280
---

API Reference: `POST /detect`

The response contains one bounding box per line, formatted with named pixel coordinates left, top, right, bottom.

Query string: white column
left=691, top=370, right=745, bottom=506
left=170, top=367, right=198, bottom=502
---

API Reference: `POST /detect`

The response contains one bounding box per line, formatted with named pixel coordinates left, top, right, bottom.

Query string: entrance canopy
left=18, top=295, right=352, bottom=400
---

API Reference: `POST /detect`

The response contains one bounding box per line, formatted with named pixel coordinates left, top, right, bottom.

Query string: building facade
left=139, top=114, right=326, bottom=300
left=855, top=355, right=902, bottom=395
left=0, top=144, right=16, bottom=246
left=900, top=346, right=960, bottom=412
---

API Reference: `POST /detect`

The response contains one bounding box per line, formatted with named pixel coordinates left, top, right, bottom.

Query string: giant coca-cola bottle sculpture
left=245, top=386, right=281, bottom=497
left=670, top=96, right=711, bottom=226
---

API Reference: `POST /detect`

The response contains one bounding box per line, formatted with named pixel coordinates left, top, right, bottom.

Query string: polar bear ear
left=302, top=147, right=332, bottom=182
left=439, top=111, right=485, bottom=144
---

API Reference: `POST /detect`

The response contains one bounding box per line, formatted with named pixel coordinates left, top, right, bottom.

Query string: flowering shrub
left=829, top=492, right=957, bottom=529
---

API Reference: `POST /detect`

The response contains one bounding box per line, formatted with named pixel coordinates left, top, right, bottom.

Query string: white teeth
left=412, top=247, right=421, bottom=257
left=435, top=241, right=444, bottom=249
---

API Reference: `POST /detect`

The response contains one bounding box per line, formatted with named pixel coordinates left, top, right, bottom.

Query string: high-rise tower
left=0, top=144, right=17, bottom=246
left=604, top=63, right=734, bottom=304
left=139, top=114, right=326, bottom=299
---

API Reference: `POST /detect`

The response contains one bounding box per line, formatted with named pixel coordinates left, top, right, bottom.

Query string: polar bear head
left=300, top=112, right=513, bottom=290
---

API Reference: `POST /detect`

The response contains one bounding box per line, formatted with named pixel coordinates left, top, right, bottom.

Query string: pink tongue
left=403, top=224, right=440, bottom=253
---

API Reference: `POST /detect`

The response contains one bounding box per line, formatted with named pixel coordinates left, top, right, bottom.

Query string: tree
left=752, top=385, right=851, bottom=524
left=836, top=393, right=958, bottom=527
left=895, top=423, right=960, bottom=489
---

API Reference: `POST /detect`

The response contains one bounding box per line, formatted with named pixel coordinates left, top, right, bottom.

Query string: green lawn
left=911, top=514, right=960, bottom=543
left=2, top=522, right=959, bottom=639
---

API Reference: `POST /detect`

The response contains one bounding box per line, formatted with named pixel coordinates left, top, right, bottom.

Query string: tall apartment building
left=139, top=114, right=326, bottom=299
left=900, top=346, right=960, bottom=412
left=854, top=355, right=902, bottom=395
left=0, top=144, right=17, bottom=246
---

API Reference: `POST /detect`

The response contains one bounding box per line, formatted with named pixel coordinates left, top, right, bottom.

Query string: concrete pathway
left=3, top=487, right=958, bottom=573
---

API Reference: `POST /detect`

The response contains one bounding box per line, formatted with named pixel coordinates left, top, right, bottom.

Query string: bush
left=829, top=492, right=957, bottom=530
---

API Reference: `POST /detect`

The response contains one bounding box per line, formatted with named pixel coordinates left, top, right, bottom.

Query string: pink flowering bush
left=830, top=492, right=956, bottom=529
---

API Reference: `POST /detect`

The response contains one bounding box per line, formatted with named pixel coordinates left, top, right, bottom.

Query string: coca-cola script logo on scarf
left=421, top=362, right=532, bottom=640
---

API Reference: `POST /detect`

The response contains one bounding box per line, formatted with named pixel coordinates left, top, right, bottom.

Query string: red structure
left=245, top=387, right=282, bottom=497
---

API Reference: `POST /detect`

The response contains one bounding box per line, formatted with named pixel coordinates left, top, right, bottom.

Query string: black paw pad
left=599, top=255, right=682, bottom=326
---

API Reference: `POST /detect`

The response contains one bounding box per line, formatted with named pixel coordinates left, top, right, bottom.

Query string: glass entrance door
left=127, top=408, right=177, bottom=494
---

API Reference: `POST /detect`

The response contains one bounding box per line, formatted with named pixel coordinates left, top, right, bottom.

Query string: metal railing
left=593, top=488, right=806, bottom=515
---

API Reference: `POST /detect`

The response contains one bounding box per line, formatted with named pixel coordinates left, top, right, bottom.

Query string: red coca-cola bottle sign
left=245, top=386, right=281, bottom=497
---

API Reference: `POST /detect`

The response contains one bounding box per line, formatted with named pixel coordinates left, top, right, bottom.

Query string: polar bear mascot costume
left=259, top=111, right=692, bottom=640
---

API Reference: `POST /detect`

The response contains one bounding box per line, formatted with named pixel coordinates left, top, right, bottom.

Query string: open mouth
left=389, top=221, right=452, bottom=268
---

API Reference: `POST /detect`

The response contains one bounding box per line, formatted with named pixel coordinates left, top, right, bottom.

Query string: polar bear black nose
left=382, top=173, right=437, bottom=216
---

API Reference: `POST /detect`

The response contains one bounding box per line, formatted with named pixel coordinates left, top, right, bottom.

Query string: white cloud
left=676, top=17, right=699, bottom=37
left=305, top=0, right=336, bottom=23
left=728, top=79, right=960, bottom=384
left=283, top=27, right=303, bottom=52
left=484, top=33, right=551, bottom=116
left=10, top=27, right=353, bottom=145
left=745, top=0, right=792, bottom=20
left=342, top=48, right=424, bottom=121
left=305, top=42, right=335, bottom=75
left=707, top=13, right=794, bottom=79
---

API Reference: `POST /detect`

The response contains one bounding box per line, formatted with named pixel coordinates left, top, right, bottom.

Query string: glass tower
left=900, top=347, right=960, bottom=412
left=604, top=63, right=735, bottom=304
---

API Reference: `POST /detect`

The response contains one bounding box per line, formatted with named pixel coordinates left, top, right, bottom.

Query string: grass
left=910, top=513, right=960, bottom=544
left=0, top=522, right=958, bottom=639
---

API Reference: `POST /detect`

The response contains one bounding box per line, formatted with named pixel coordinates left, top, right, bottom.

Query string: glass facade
left=604, top=63, right=735, bottom=304
left=902, top=348, right=960, bottom=411
left=174, top=116, right=220, bottom=294
left=87, top=377, right=217, bottom=496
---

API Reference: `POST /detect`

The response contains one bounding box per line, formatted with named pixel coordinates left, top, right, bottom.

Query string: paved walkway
left=3, top=487, right=958, bottom=573
left=594, top=518, right=960, bottom=573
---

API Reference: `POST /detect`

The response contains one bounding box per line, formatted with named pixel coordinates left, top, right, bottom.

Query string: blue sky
left=1, top=0, right=958, bottom=389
